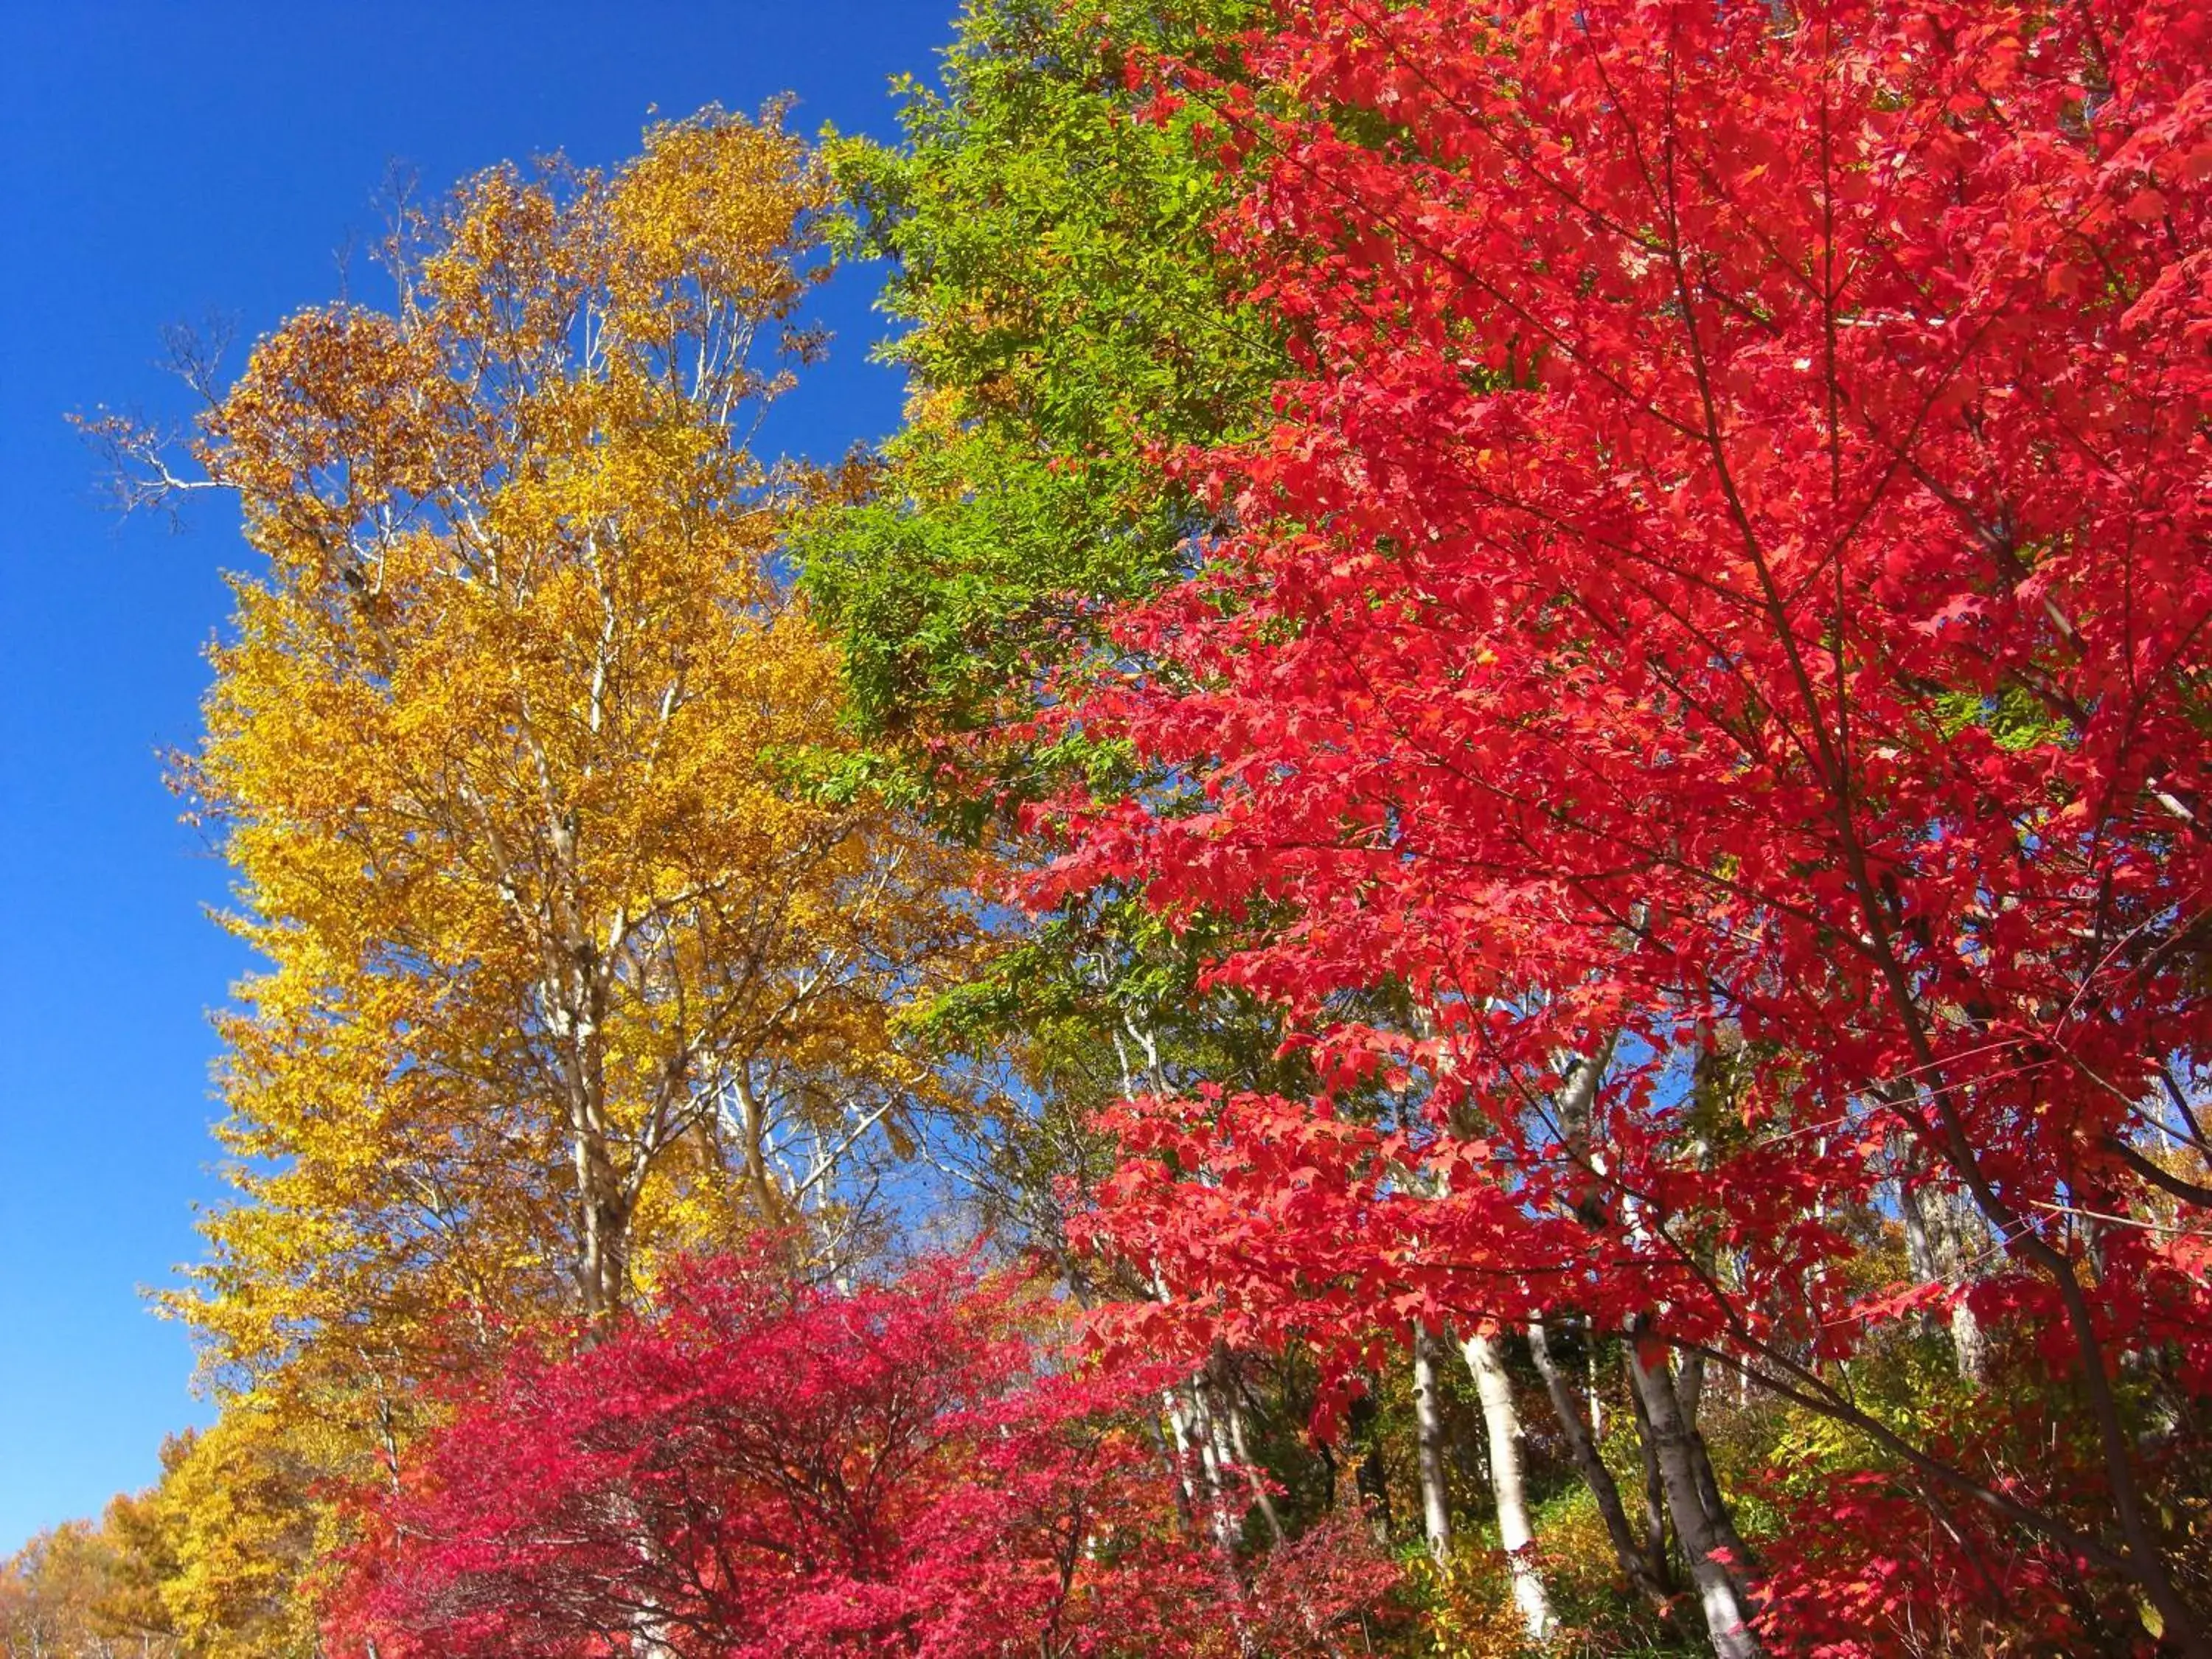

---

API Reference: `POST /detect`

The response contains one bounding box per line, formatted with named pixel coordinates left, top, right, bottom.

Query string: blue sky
left=0, top=1, right=959, bottom=1553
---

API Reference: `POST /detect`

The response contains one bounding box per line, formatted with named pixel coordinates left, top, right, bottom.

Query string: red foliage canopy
left=328, top=1255, right=1401, bottom=1658
left=1044, top=0, right=2212, bottom=1642
left=327, top=1257, right=1254, bottom=1659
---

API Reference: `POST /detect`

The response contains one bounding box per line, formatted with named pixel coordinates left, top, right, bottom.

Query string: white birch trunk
left=1586, top=1317, right=1603, bottom=1441
left=1899, top=1161, right=1987, bottom=1382
left=1202, top=1393, right=1246, bottom=1544
left=1935, top=1192, right=1990, bottom=1382
left=1626, top=1332, right=1764, bottom=1658
left=1411, top=1324, right=1454, bottom=1563
left=1164, top=1386, right=1235, bottom=1551
left=1463, top=1329, right=1556, bottom=1644
left=1676, top=1347, right=1704, bottom=1428
left=1529, top=1315, right=1666, bottom=1605
left=1225, top=1394, right=1285, bottom=1543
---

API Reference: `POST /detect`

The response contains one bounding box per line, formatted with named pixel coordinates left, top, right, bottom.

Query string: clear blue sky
left=0, top=1, right=959, bottom=1553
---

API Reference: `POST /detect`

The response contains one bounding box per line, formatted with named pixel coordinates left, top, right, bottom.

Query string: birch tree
left=143, top=111, right=978, bottom=1399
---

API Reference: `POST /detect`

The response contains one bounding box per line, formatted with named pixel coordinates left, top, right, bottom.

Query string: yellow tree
left=144, top=1416, right=325, bottom=1659
left=15, top=1421, right=329, bottom=1659
left=1, top=1523, right=136, bottom=1659
left=139, top=108, right=978, bottom=1405
left=0, top=1499, right=186, bottom=1659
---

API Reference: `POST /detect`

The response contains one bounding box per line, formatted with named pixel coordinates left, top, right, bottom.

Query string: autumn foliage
left=326, top=1253, right=1397, bottom=1659
left=142, top=105, right=986, bottom=1482
left=172, top=104, right=976, bottom=1392
left=1042, top=0, right=2212, bottom=1649
left=37, top=2, right=2212, bottom=1656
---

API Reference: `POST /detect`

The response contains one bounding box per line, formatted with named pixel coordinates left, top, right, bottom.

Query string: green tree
left=804, top=0, right=1273, bottom=783
left=798, top=0, right=1293, bottom=1218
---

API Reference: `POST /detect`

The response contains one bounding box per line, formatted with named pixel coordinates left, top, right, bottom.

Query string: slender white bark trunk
left=1900, top=1176, right=1940, bottom=1284
left=1411, top=1324, right=1454, bottom=1563
left=1224, top=1394, right=1285, bottom=1543
left=1162, top=1388, right=1203, bottom=1519
left=1625, top=1354, right=1676, bottom=1596
left=1950, top=1296, right=1989, bottom=1383
left=1627, top=1329, right=1764, bottom=1659
left=1899, top=1166, right=1987, bottom=1382
left=614, top=1493, right=677, bottom=1659
left=1463, top=1330, right=1556, bottom=1644
left=1144, top=1406, right=1197, bottom=1536
left=1932, top=1190, right=1990, bottom=1382
left=1676, top=1347, right=1704, bottom=1427
left=631, top=1603, right=675, bottom=1659
left=1586, top=1316, right=1603, bottom=1441
left=1166, top=1386, right=1240, bottom=1552
left=1531, top=1317, right=1664, bottom=1606
left=1201, top=1393, right=1245, bottom=1543
left=1166, top=1379, right=1256, bottom=1646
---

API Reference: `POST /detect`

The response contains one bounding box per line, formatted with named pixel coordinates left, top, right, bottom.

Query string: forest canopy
left=12, top=4, right=2211, bottom=1658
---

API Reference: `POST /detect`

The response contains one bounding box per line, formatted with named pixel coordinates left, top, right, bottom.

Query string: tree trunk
left=614, top=1492, right=678, bottom=1659
left=1411, top=1324, right=1454, bottom=1563
left=1899, top=1175, right=1940, bottom=1285
left=1677, top=1348, right=1705, bottom=1428
left=731, top=1071, right=787, bottom=1227
left=1223, top=1389, right=1286, bottom=1543
left=1667, top=1348, right=1747, bottom=1563
left=1587, top=1317, right=1604, bottom=1441
left=1168, top=1380, right=1258, bottom=1646
left=1627, top=1322, right=1764, bottom=1658
left=570, top=1118, right=630, bottom=1327
left=1899, top=1158, right=1988, bottom=1383
left=1166, top=1385, right=1239, bottom=1554
left=1347, top=1385, right=1391, bottom=1534
left=1144, top=1407, right=1197, bottom=1537
left=554, top=950, right=630, bottom=1329
left=1197, top=1378, right=1259, bottom=1549
left=1687, top=1415, right=1746, bottom=1565
left=1531, top=1317, right=1669, bottom=1607
left=1949, top=1276, right=1989, bottom=1385
left=1462, top=1329, right=1556, bottom=1644
left=1626, top=1344, right=1676, bottom=1596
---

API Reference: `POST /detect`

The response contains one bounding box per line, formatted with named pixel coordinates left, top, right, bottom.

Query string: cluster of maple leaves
left=329, top=1253, right=1400, bottom=1658
left=1026, top=0, right=2212, bottom=1650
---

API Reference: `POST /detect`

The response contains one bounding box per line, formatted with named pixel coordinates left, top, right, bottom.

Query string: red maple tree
left=1043, top=1, right=2212, bottom=1650
left=326, top=1252, right=1396, bottom=1659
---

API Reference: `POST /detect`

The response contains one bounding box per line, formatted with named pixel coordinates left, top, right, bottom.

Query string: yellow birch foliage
left=165, top=107, right=980, bottom=1411
left=0, top=1517, right=167, bottom=1659
left=145, top=1416, right=324, bottom=1659
left=8, top=1417, right=335, bottom=1659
